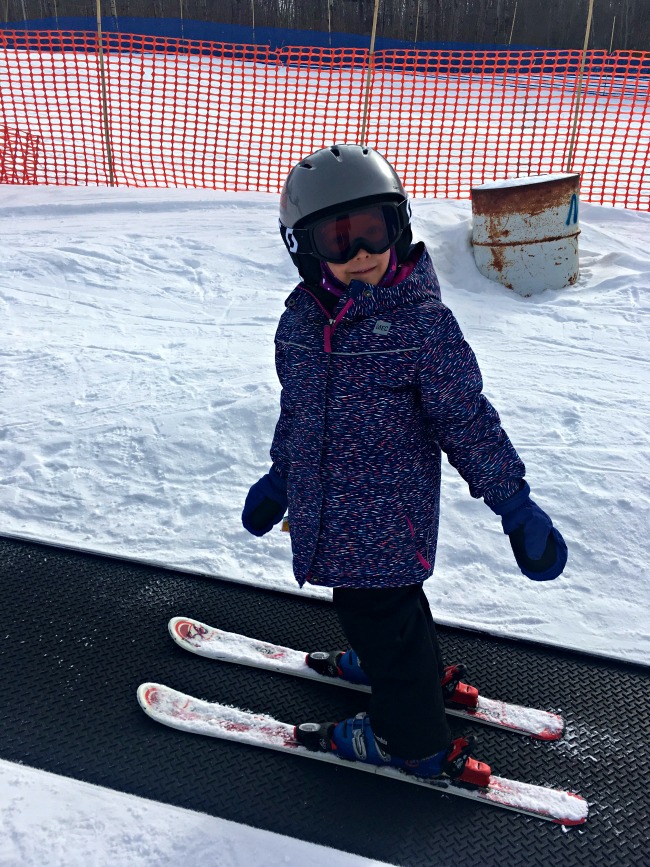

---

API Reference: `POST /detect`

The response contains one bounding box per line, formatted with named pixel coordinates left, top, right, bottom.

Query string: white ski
left=136, top=682, right=588, bottom=825
left=168, top=616, right=565, bottom=741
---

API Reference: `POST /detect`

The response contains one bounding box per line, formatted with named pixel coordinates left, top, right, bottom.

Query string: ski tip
left=137, top=681, right=163, bottom=713
left=168, top=616, right=195, bottom=640
left=137, top=681, right=189, bottom=717
left=168, top=616, right=212, bottom=647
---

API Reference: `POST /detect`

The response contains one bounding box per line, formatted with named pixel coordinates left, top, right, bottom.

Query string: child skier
left=242, top=144, right=567, bottom=785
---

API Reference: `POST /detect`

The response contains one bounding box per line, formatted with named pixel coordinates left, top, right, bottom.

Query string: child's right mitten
left=242, top=466, right=288, bottom=537
left=489, top=482, right=568, bottom=581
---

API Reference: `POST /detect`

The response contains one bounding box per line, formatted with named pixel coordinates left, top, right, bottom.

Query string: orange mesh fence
left=0, top=30, right=648, bottom=209
left=0, top=124, right=40, bottom=183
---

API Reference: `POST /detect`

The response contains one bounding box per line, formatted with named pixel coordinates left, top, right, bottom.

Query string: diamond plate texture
left=0, top=536, right=648, bottom=866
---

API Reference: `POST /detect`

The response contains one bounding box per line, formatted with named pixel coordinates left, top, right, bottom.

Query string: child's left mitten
left=489, top=482, right=568, bottom=581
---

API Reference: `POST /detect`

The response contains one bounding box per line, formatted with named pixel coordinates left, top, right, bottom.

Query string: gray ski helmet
left=279, top=144, right=412, bottom=286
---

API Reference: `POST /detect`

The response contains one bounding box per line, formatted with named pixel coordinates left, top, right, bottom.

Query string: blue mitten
left=489, top=482, right=567, bottom=581
left=242, top=467, right=288, bottom=537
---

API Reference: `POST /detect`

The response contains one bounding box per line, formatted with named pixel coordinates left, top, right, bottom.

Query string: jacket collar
left=287, top=243, right=440, bottom=321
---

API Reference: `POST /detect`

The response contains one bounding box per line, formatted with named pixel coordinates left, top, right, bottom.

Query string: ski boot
left=294, top=712, right=491, bottom=787
left=307, top=649, right=479, bottom=709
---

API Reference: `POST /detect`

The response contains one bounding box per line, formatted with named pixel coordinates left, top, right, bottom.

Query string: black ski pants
left=332, top=583, right=452, bottom=759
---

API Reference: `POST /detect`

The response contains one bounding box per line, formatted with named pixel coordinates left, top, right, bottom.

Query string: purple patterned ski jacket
left=270, top=243, right=525, bottom=588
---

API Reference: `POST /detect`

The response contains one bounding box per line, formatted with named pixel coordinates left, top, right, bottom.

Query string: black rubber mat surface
left=0, top=535, right=648, bottom=866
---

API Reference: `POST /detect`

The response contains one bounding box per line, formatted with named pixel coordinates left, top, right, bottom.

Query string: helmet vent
left=300, top=161, right=314, bottom=169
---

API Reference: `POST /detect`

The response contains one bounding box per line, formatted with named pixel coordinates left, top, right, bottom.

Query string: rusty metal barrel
left=471, top=174, right=580, bottom=296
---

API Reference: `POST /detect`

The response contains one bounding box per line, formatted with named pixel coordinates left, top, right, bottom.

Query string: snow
left=0, top=759, right=391, bottom=866
left=471, top=172, right=578, bottom=190
left=1, top=182, right=648, bottom=860
left=2, top=184, right=648, bottom=664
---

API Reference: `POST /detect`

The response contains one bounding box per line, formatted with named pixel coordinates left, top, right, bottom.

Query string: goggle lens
left=311, top=204, right=402, bottom=263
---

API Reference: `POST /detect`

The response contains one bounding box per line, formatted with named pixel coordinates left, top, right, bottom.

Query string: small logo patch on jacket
left=373, top=320, right=391, bottom=335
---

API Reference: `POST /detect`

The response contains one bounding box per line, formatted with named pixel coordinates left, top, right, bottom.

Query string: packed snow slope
left=0, top=759, right=392, bottom=867
left=1, top=185, right=648, bottom=665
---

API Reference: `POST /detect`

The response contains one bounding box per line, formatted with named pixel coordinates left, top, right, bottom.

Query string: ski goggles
left=280, top=200, right=410, bottom=264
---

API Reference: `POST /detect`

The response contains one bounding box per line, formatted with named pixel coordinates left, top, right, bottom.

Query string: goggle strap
left=279, top=220, right=313, bottom=256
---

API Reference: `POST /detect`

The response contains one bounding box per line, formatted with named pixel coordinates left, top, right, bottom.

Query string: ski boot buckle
left=445, top=736, right=491, bottom=787
left=441, top=664, right=479, bottom=708
left=305, top=650, right=343, bottom=679
left=294, top=721, right=336, bottom=752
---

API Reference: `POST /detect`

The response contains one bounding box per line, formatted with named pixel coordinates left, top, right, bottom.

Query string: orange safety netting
left=1, top=30, right=648, bottom=209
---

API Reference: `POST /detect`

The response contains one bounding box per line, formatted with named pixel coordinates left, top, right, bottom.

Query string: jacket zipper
left=324, top=299, right=354, bottom=353
left=296, top=285, right=354, bottom=354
